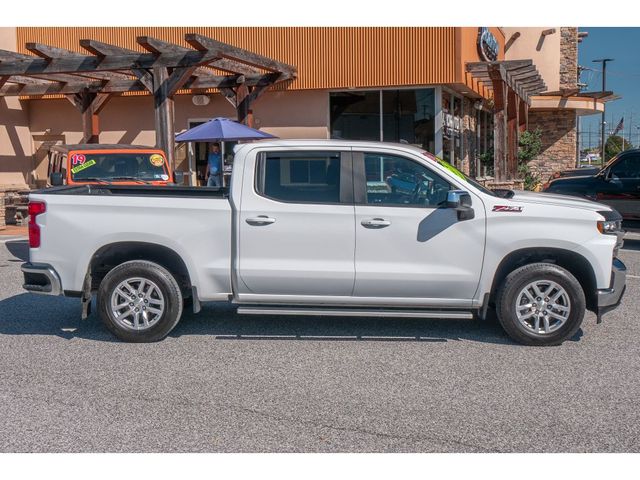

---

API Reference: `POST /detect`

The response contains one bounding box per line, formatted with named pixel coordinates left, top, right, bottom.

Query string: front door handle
left=246, top=215, right=276, bottom=226
left=361, top=218, right=391, bottom=228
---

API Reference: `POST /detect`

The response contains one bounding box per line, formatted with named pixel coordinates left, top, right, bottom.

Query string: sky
left=578, top=27, right=640, bottom=150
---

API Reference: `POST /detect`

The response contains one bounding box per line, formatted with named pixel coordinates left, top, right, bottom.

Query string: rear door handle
left=246, top=215, right=276, bottom=226
left=361, top=218, right=391, bottom=228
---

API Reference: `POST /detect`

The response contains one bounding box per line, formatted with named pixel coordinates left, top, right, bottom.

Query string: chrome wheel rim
left=110, top=277, right=165, bottom=331
left=515, top=280, right=571, bottom=335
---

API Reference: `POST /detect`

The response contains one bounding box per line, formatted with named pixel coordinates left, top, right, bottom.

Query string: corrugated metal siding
left=16, top=27, right=457, bottom=90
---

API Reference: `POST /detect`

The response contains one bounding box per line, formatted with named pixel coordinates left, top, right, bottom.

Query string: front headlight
left=597, top=220, right=621, bottom=234
left=597, top=209, right=623, bottom=235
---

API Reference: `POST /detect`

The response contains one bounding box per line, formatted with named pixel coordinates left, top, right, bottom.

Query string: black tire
left=97, top=260, right=183, bottom=342
left=496, top=263, right=585, bottom=346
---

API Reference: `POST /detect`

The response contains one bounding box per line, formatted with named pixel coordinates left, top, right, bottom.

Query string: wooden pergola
left=466, top=60, right=546, bottom=180
left=0, top=33, right=296, bottom=167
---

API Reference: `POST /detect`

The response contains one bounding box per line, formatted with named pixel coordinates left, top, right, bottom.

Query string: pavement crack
left=222, top=402, right=499, bottom=452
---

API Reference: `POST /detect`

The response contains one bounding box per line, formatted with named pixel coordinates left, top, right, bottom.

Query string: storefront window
left=330, top=91, right=380, bottom=141
left=442, top=90, right=464, bottom=169
left=382, top=89, right=435, bottom=152
left=330, top=89, right=435, bottom=152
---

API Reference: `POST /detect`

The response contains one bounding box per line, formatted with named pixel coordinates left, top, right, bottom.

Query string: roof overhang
left=530, top=90, right=620, bottom=116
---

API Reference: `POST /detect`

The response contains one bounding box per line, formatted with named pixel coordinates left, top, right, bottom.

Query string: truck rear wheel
left=496, top=263, right=585, bottom=346
left=97, top=260, right=183, bottom=342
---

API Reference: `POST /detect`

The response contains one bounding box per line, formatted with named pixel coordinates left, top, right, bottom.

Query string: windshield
left=420, top=151, right=496, bottom=197
left=69, top=152, right=169, bottom=182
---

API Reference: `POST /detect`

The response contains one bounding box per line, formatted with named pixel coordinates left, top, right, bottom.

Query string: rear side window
left=256, top=151, right=347, bottom=204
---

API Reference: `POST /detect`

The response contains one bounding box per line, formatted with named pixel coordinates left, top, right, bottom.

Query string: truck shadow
left=0, top=292, right=583, bottom=345
left=4, top=240, right=28, bottom=261
left=622, top=239, right=640, bottom=252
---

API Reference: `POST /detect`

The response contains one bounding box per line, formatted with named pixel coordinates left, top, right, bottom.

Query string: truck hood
left=507, top=190, right=610, bottom=212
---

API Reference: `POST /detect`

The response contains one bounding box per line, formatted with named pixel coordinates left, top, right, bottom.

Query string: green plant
left=605, top=135, right=631, bottom=161
left=478, top=146, right=495, bottom=176
left=518, top=128, right=543, bottom=190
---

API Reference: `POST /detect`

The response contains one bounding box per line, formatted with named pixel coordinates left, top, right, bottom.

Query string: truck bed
left=29, top=185, right=233, bottom=300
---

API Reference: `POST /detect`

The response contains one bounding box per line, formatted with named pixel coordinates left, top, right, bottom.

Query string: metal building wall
left=16, top=27, right=458, bottom=90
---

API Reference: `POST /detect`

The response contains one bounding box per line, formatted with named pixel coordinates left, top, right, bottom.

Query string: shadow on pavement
left=5, top=240, right=29, bottom=261
left=0, top=292, right=585, bottom=346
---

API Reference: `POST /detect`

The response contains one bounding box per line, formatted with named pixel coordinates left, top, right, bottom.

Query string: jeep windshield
left=70, top=153, right=169, bottom=182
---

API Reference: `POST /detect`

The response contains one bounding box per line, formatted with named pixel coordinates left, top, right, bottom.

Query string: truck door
left=237, top=149, right=355, bottom=298
left=351, top=150, right=486, bottom=305
left=596, top=152, right=640, bottom=221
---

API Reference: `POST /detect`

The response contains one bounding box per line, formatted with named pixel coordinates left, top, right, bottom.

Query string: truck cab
left=47, top=144, right=176, bottom=187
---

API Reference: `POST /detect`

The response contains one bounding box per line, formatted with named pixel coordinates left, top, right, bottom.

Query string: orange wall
left=459, top=27, right=505, bottom=98
left=16, top=27, right=459, bottom=91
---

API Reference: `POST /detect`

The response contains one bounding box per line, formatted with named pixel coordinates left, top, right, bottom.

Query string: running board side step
left=237, top=306, right=473, bottom=319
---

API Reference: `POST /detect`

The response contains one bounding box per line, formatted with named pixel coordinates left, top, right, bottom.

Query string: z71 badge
left=493, top=205, right=523, bottom=213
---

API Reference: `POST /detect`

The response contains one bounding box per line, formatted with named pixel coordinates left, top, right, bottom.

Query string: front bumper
left=595, top=258, right=626, bottom=322
left=21, top=263, right=63, bottom=296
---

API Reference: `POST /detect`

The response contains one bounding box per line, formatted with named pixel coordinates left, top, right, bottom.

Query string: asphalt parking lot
left=1, top=234, right=639, bottom=453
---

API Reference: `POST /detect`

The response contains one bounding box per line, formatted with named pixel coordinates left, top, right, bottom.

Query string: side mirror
left=50, top=172, right=64, bottom=186
left=446, top=190, right=474, bottom=221
left=173, top=171, right=185, bottom=185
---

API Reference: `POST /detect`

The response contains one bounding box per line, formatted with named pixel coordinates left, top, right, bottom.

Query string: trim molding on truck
left=237, top=306, right=474, bottom=319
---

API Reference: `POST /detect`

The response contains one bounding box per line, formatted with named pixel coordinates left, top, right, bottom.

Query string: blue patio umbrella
left=175, top=117, right=277, bottom=142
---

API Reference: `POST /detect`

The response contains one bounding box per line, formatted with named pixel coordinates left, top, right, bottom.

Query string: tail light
left=28, top=201, right=46, bottom=248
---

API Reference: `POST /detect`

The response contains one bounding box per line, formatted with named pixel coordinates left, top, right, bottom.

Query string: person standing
left=206, top=143, right=222, bottom=187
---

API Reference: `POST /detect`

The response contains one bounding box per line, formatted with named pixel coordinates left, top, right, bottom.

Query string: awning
left=465, top=60, right=547, bottom=105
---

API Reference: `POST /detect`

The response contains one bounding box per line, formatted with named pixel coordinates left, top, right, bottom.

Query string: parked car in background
left=547, top=164, right=601, bottom=182
left=543, top=149, right=640, bottom=228
left=47, top=144, right=181, bottom=186
left=22, top=140, right=625, bottom=347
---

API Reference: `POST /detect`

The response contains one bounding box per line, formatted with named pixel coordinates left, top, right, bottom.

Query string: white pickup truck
left=21, top=140, right=626, bottom=346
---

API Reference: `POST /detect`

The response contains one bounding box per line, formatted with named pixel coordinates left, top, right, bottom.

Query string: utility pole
left=627, top=110, right=633, bottom=151
left=593, top=58, right=614, bottom=161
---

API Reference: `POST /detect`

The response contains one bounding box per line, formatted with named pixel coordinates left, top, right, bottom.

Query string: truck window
left=609, top=154, right=640, bottom=179
left=256, top=151, right=346, bottom=204
left=360, top=153, right=451, bottom=207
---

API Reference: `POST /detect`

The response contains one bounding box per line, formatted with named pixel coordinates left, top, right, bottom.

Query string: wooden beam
left=26, top=42, right=83, bottom=59
left=210, top=58, right=261, bottom=76
left=0, top=70, right=287, bottom=96
left=65, top=90, right=111, bottom=143
left=152, top=66, right=175, bottom=169
left=0, top=49, right=34, bottom=61
left=80, top=39, right=142, bottom=57
left=165, top=66, right=199, bottom=96
left=25, top=42, right=133, bottom=80
left=185, top=33, right=296, bottom=76
left=0, top=50, right=223, bottom=76
left=236, top=83, right=251, bottom=125
left=504, top=32, right=520, bottom=52
left=219, top=87, right=237, bottom=107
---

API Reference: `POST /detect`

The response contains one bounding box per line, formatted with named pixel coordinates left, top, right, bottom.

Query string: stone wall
left=461, top=97, right=477, bottom=176
left=528, top=109, right=577, bottom=180
left=0, top=192, right=6, bottom=230
left=559, top=27, right=578, bottom=89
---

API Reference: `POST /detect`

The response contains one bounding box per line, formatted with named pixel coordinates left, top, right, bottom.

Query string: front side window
left=361, top=153, right=451, bottom=207
left=257, top=151, right=345, bottom=204
left=609, top=154, right=640, bottom=179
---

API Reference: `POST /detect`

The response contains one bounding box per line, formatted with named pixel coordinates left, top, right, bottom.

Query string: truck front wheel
left=97, top=260, right=183, bottom=342
left=496, top=263, right=586, bottom=346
